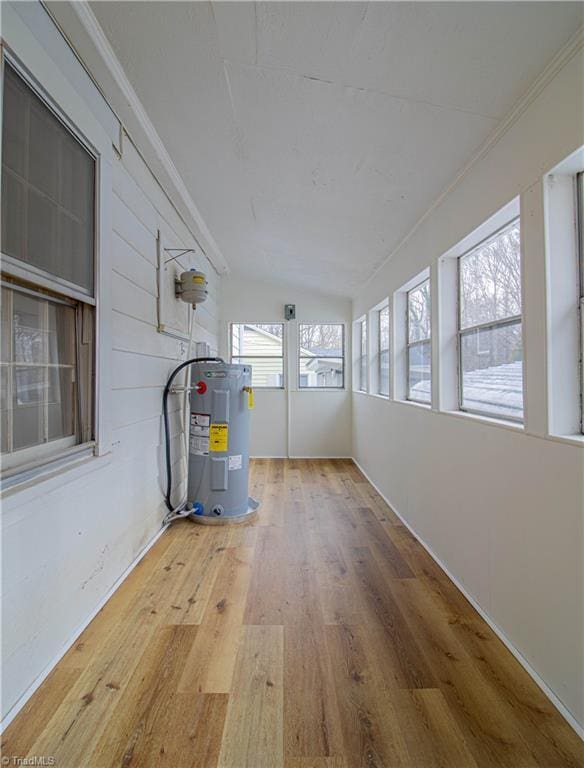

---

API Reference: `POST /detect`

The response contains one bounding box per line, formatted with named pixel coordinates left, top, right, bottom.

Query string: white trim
left=351, top=457, right=584, bottom=740
left=65, top=1, right=228, bottom=276
left=0, top=522, right=169, bottom=733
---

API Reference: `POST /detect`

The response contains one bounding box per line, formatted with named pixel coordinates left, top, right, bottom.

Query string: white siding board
left=112, top=270, right=158, bottom=326
left=112, top=192, right=157, bottom=266
left=112, top=232, right=157, bottom=297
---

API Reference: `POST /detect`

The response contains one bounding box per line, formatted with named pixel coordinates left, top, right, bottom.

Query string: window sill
left=441, top=409, right=524, bottom=433
left=545, top=432, right=584, bottom=448
left=1, top=442, right=102, bottom=498
left=394, top=398, right=432, bottom=411
left=367, top=392, right=390, bottom=401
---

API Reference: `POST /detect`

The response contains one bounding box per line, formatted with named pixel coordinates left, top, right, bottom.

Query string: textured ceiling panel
left=91, top=1, right=583, bottom=295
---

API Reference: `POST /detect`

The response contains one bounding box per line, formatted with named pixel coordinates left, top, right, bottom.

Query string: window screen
left=1, top=63, right=95, bottom=295
left=1, top=63, right=96, bottom=475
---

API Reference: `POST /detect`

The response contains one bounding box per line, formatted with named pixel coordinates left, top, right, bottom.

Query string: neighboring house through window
left=298, top=323, right=345, bottom=388
left=230, top=323, right=284, bottom=387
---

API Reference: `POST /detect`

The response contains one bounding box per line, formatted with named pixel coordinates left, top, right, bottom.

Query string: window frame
left=229, top=322, right=286, bottom=389
left=577, top=171, right=584, bottom=433
left=456, top=217, right=523, bottom=424
left=1, top=55, right=98, bottom=480
left=356, top=317, right=367, bottom=392
left=406, top=278, right=431, bottom=405
left=297, top=322, right=345, bottom=390
left=377, top=304, right=390, bottom=397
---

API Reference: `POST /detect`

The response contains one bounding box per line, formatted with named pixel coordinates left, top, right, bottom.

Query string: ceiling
left=90, top=1, right=582, bottom=296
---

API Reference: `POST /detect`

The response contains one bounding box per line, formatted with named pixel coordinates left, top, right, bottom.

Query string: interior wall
left=220, top=276, right=352, bottom=458
left=0, top=2, right=221, bottom=724
left=352, top=44, right=584, bottom=729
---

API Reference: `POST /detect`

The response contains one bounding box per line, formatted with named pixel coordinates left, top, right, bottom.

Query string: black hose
left=163, top=357, right=224, bottom=511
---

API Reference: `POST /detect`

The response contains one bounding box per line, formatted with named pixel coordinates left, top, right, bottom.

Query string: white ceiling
left=90, top=1, right=582, bottom=296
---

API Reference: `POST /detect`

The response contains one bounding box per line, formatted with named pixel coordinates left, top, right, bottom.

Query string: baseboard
left=251, top=455, right=352, bottom=460
left=0, top=523, right=169, bottom=733
left=350, top=457, right=584, bottom=741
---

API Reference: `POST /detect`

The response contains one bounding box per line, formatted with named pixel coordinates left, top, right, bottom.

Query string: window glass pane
left=48, top=302, right=76, bottom=366
left=0, top=367, right=8, bottom=453
left=379, top=349, right=390, bottom=396
left=1, top=64, right=95, bottom=293
left=379, top=307, right=390, bottom=351
left=408, top=280, right=430, bottom=342
left=408, top=341, right=431, bottom=402
left=299, top=324, right=344, bottom=388
left=232, top=356, right=284, bottom=388
left=299, top=323, right=343, bottom=356
left=48, top=367, right=77, bottom=440
left=378, top=307, right=390, bottom=396
left=461, top=322, right=523, bottom=420
left=299, top=357, right=344, bottom=388
left=2, top=286, right=79, bottom=460
left=13, top=292, right=44, bottom=364
left=460, top=221, right=521, bottom=329
left=231, top=324, right=283, bottom=356
left=12, top=367, right=44, bottom=450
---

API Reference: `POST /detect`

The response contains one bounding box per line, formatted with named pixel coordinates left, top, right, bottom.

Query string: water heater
left=186, top=360, right=258, bottom=523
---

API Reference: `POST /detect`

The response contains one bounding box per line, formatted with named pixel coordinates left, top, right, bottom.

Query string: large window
left=406, top=279, right=431, bottom=403
left=458, top=219, right=523, bottom=422
left=1, top=62, right=95, bottom=475
left=230, top=323, right=284, bottom=387
left=299, top=323, right=344, bottom=389
left=356, top=318, right=367, bottom=392
left=377, top=305, right=390, bottom=396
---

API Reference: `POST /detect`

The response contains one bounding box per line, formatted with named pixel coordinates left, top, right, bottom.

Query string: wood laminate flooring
left=2, top=459, right=583, bottom=767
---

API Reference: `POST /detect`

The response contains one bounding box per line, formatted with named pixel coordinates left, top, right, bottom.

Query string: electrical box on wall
left=285, top=304, right=296, bottom=320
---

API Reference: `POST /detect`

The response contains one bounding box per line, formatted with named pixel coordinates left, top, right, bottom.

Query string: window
left=406, top=279, right=431, bottom=403
left=230, top=323, right=284, bottom=387
left=377, top=305, right=390, bottom=396
left=299, top=323, right=344, bottom=388
left=458, top=219, right=523, bottom=422
left=1, top=62, right=96, bottom=475
left=356, top=318, right=367, bottom=392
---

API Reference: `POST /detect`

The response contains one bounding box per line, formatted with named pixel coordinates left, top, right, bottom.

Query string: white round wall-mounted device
left=177, top=269, right=208, bottom=306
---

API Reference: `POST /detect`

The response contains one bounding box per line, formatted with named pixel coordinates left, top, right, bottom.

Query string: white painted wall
left=352, top=43, right=584, bottom=729
left=220, top=276, right=352, bottom=458
left=0, top=2, right=220, bottom=724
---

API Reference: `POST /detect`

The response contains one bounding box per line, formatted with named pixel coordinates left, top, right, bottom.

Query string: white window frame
left=406, top=278, right=431, bottom=405
left=457, top=217, right=523, bottom=424
left=354, top=316, right=368, bottom=392
left=1, top=52, right=99, bottom=481
left=297, top=322, right=345, bottom=390
left=377, top=303, right=390, bottom=397
left=229, top=322, right=286, bottom=389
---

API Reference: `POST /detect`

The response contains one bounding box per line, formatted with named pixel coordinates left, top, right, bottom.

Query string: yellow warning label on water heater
left=209, top=423, right=228, bottom=452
